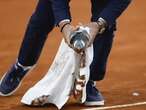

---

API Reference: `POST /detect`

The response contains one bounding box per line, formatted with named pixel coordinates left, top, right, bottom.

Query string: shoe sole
left=0, top=66, right=34, bottom=96
left=84, top=100, right=104, bottom=106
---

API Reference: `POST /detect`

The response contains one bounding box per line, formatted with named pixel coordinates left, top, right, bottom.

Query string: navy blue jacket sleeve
left=51, top=0, right=131, bottom=26
left=96, top=0, right=131, bottom=26
left=51, top=0, right=71, bottom=25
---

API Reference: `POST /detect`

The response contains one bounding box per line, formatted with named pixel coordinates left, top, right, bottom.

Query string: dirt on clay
left=0, top=0, right=146, bottom=110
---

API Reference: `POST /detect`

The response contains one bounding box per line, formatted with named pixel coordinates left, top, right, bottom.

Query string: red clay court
left=0, top=0, right=146, bottom=110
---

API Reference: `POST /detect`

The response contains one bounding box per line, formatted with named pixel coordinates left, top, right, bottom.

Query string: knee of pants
left=28, top=13, right=55, bottom=33
left=18, top=15, right=55, bottom=66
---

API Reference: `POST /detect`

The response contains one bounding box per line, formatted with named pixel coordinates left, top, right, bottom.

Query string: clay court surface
left=0, top=0, right=146, bottom=110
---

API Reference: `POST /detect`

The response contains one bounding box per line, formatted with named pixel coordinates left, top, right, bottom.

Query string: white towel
left=21, top=39, right=93, bottom=109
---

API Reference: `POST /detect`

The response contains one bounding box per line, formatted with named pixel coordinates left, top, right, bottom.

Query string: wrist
left=59, top=20, right=71, bottom=32
left=96, top=17, right=107, bottom=34
left=60, top=22, right=71, bottom=32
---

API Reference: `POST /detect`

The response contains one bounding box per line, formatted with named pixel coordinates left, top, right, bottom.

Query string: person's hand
left=59, top=21, right=76, bottom=47
left=79, top=18, right=107, bottom=47
left=83, top=22, right=100, bottom=47
left=62, top=24, right=76, bottom=46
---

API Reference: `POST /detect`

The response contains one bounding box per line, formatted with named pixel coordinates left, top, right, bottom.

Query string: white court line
left=82, top=102, right=146, bottom=110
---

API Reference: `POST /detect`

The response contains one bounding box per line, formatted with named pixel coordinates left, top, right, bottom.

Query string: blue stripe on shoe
left=0, top=63, right=30, bottom=96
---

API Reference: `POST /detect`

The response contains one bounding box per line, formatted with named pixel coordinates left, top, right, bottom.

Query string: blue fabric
left=91, top=0, right=131, bottom=26
left=18, top=0, right=54, bottom=66
left=51, top=0, right=131, bottom=26
left=90, top=29, right=114, bottom=81
left=51, top=0, right=71, bottom=25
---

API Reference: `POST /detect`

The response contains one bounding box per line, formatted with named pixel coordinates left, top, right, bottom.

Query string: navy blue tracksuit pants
left=17, top=0, right=114, bottom=81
